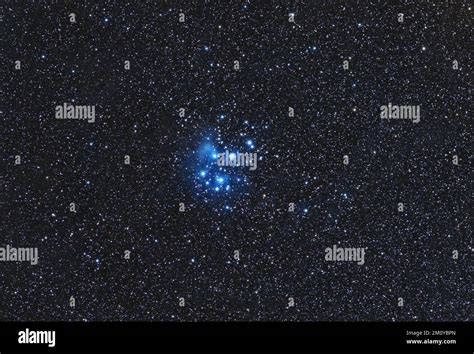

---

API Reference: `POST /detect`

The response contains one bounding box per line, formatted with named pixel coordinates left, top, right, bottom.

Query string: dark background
left=1, top=0, right=471, bottom=321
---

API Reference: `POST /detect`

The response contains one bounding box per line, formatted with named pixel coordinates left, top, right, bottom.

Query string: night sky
left=2, top=0, right=472, bottom=321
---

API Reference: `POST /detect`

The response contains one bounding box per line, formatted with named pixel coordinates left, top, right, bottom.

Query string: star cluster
left=190, top=131, right=257, bottom=203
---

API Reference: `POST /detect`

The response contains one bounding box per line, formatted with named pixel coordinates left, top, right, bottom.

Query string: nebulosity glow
left=191, top=135, right=256, bottom=199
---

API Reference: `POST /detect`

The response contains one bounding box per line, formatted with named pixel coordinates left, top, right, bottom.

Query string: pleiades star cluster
left=1, top=0, right=471, bottom=321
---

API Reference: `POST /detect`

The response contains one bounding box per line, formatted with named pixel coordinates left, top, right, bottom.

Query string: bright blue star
left=245, top=140, right=255, bottom=149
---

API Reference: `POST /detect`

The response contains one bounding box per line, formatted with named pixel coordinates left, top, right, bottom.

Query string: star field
left=1, top=0, right=472, bottom=321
